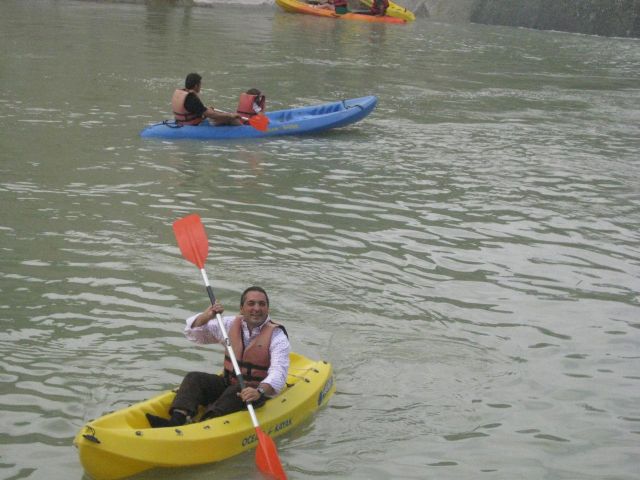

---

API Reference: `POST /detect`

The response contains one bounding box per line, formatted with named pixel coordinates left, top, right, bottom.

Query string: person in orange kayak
left=146, top=286, right=291, bottom=428
left=236, top=88, right=266, bottom=122
left=369, top=0, right=389, bottom=15
left=171, top=73, right=242, bottom=126
left=311, top=0, right=349, bottom=13
left=311, top=0, right=332, bottom=9
left=332, top=0, right=349, bottom=14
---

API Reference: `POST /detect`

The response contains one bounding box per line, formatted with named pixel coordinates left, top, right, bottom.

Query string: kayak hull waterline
left=275, top=0, right=407, bottom=24
left=140, top=95, right=377, bottom=140
left=74, top=352, right=336, bottom=480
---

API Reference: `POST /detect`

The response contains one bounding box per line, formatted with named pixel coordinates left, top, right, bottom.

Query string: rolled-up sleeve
left=184, top=314, right=228, bottom=345
left=262, top=328, right=291, bottom=395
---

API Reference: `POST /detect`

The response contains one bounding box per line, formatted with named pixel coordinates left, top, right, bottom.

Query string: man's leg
left=147, top=372, right=227, bottom=428
left=201, top=384, right=267, bottom=420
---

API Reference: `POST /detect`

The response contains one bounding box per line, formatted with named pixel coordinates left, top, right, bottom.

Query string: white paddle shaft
left=199, top=267, right=261, bottom=428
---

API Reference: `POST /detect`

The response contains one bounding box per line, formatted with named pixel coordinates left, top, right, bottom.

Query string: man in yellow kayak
left=146, top=286, right=291, bottom=428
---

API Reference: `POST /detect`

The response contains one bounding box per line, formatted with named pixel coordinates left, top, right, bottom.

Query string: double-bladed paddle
left=172, top=213, right=286, bottom=480
left=213, top=108, right=269, bottom=132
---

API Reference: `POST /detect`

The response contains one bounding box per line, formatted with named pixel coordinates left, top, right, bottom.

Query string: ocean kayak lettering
left=241, top=433, right=258, bottom=447
left=267, top=418, right=293, bottom=435
left=242, top=419, right=292, bottom=446
left=270, top=124, right=301, bottom=132
left=274, top=418, right=292, bottom=432
left=318, top=375, right=334, bottom=406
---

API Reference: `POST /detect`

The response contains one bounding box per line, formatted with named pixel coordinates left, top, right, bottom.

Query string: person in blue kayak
left=236, top=88, right=266, bottom=124
left=146, top=286, right=291, bottom=428
left=171, top=72, right=243, bottom=126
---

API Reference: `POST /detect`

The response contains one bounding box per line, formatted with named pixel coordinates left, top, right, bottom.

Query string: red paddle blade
left=255, top=427, right=286, bottom=480
left=172, top=214, right=208, bottom=269
left=249, top=114, right=269, bottom=132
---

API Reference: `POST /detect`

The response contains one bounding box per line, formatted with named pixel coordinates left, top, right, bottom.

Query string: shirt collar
left=242, top=315, right=271, bottom=334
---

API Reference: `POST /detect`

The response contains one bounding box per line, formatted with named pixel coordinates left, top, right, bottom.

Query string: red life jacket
left=223, top=316, right=284, bottom=387
left=236, top=92, right=266, bottom=117
left=370, top=0, right=389, bottom=14
left=171, top=89, right=203, bottom=125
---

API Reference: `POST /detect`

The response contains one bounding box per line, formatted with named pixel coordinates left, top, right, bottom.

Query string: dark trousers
left=170, top=371, right=265, bottom=420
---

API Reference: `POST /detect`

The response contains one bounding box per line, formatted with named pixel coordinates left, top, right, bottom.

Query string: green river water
left=1, top=1, right=639, bottom=479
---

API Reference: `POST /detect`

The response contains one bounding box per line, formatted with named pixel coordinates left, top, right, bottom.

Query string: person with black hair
left=171, top=72, right=243, bottom=126
left=236, top=88, right=266, bottom=119
left=146, top=286, right=290, bottom=428
left=369, top=0, right=389, bottom=16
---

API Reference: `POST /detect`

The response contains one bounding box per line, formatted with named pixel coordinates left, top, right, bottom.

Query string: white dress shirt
left=184, top=314, right=290, bottom=394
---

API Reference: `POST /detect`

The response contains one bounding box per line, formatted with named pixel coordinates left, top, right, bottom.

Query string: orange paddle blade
left=249, top=114, right=269, bottom=132
left=255, top=427, right=287, bottom=480
left=172, top=214, right=208, bottom=269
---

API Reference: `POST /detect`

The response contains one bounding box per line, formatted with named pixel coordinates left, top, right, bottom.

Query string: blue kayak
left=140, top=95, right=377, bottom=140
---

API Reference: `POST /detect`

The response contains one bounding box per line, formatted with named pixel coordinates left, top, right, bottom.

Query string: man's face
left=240, top=290, right=269, bottom=328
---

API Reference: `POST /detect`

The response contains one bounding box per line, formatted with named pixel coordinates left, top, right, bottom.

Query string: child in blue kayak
left=236, top=88, right=266, bottom=120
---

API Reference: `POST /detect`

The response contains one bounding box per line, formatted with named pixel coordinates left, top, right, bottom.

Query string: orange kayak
left=275, top=0, right=407, bottom=24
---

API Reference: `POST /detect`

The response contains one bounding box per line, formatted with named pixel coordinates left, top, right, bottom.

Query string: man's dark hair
left=185, top=73, right=202, bottom=90
left=240, top=286, right=269, bottom=306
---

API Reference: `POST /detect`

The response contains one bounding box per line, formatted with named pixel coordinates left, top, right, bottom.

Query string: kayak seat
left=283, top=111, right=293, bottom=121
left=316, top=105, right=341, bottom=115
left=270, top=111, right=294, bottom=122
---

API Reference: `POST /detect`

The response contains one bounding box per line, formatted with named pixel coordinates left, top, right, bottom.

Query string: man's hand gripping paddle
left=172, top=214, right=286, bottom=480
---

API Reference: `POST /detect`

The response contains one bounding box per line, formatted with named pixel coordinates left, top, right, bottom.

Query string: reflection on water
left=1, top=1, right=639, bottom=479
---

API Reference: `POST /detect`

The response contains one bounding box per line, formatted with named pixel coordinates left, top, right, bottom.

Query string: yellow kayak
left=359, top=0, right=416, bottom=21
left=74, top=352, right=336, bottom=480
